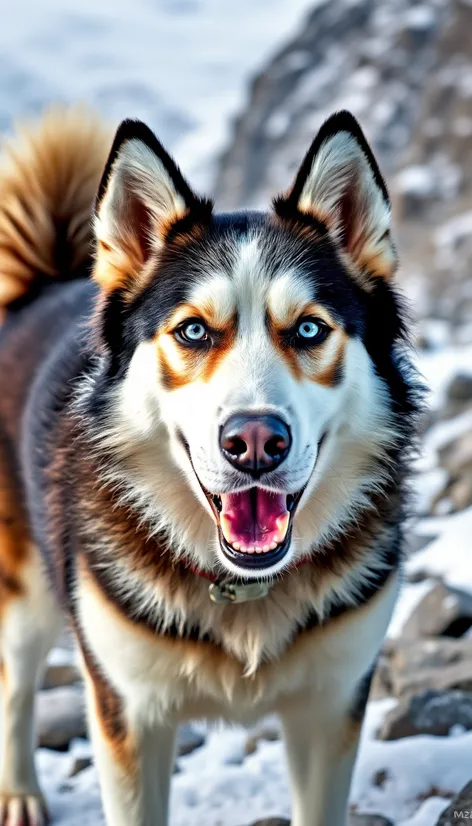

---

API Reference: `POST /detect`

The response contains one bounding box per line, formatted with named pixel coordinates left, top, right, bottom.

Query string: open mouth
left=179, top=431, right=326, bottom=573
left=208, top=487, right=303, bottom=570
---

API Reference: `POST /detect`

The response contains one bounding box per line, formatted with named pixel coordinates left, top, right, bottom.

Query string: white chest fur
left=77, top=568, right=399, bottom=726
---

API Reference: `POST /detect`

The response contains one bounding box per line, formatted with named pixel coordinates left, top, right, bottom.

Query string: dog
left=0, top=104, right=418, bottom=826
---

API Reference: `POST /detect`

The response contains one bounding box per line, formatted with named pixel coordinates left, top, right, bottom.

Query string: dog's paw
left=0, top=794, right=49, bottom=826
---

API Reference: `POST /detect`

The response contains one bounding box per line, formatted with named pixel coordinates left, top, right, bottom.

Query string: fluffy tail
left=0, top=105, right=112, bottom=309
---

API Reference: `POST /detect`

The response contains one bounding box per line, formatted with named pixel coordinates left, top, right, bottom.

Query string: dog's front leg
left=280, top=672, right=372, bottom=826
left=82, top=654, right=176, bottom=826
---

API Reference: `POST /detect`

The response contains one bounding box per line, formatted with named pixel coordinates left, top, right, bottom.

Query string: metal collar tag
left=209, top=579, right=270, bottom=604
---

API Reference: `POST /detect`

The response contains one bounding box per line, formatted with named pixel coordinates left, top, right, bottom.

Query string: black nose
left=219, top=414, right=292, bottom=476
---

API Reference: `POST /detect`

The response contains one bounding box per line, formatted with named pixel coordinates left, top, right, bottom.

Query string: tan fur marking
left=0, top=106, right=112, bottom=309
left=80, top=631, right=136, bottom=774
left=156, top=313, right=237, bottom=391
left=200, top=326, right=238, bottom=384
left=163, top=303, right=233, bottom=334
left=309, top=330, right=346, bottom=388
left=0, top=481, right=29, bottom=613
left=156, top=338, right=199, bottom=391
left=93, top=240, right=133, bottom=294
left=94, top=219, right=211, bottom=299
left=266, top=310, right=303, bottom=381
left=93, top=211, right=184, bottom=298
left=267, top=301, right=337, bottom=331
left=273, top=339, right=303, bottom=381
left=357, top=239, right=396, bottom=281
left=267, top=304, right=345, bottom=386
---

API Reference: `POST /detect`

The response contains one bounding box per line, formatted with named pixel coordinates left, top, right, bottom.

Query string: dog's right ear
left=93, top=120, right=212, bottom=296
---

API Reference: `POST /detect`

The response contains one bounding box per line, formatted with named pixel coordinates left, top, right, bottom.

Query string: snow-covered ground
left=32, top=337, right=472, bottom=826
left=2, top=2, right=472, bottom=824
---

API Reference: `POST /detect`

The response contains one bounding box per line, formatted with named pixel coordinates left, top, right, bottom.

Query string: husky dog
left=0, top=105, right=418, bottom=826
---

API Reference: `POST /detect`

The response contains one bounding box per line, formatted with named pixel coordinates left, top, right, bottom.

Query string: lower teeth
left=231, top=541, right=280, bottom=554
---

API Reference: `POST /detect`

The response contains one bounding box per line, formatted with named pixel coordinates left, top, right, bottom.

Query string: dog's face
left=90, top=113, right=400, bottom=578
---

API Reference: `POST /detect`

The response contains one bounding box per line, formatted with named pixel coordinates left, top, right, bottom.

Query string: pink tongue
left=220, top=489, right=289, bottom=550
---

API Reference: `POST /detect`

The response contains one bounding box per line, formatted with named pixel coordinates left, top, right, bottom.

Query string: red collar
left=187, top=556, right=313, bottom=603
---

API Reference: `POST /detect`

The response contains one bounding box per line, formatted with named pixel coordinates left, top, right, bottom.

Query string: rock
left=245, top=811, right=393, bottom=825
left=372, top=770, right=389, bottom=788
left=37, top=686, right=87, bottom=750
left=370, top=653, right=394, bottom=701
left=350, top=816, right=393, bottom=826
left=69, top=756, right=92, bottom=778
left=214, top=0, right=472, bottom=327
left=448, top=476, right=472, bottom=513
left=379, top=689, right=472, bottom=740
left=176, top=724, right=205, bottom=757
left=404, top=533, right=438, bottom=556
left=215, top=0, right=447, bottom=210
left=246, top=719, right=281, bottom=754
left=436, top=780, right=472, bottom=824
left=246, top=821, right=290, bottom=826
left=439, top=431, right=472, bottom=479
left=388, top=638, right=472, bottom=698
left=447, top=374, right=472, bottom=402
left=431, top=429, right=472, bottom=513
left=42, top=662, right=81, bottom=690
left=401, top=582, right=472, bottom=640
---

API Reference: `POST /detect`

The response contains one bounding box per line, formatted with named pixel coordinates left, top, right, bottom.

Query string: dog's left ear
left=274, top=111, right=396, bottom=287
left=94, top=119, right=212, bottom=295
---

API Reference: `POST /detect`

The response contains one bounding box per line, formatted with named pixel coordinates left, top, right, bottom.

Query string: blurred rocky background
left=215, top=0, right=472, bottom=327
left=214, top=2, right=472, bottom=822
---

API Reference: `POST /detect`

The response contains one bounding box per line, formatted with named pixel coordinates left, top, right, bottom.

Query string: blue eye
left=297, top=318, right=325, bottom=340
left=176, top=320, right=209, bottom=344
left=298, top=320, right=320, bottom=339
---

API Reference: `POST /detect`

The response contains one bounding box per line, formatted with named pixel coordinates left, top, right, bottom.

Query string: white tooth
left=269, top=542, right=278, bottom=550
left=232, top=542, right=241, bottom=551
left=262, top=544, right=269, bottom=552
left=247, top=547, right=255, bottom=554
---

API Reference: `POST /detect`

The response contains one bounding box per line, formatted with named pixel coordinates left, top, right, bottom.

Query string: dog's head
left=87, top=112, right=410, bottom=579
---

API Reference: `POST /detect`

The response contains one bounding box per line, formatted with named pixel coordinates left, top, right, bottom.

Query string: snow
left=24, top=390, right=472, bottom=826
left=424, top=408, right=472, bottom=455
left=435, top=212, right=472, bottom=269
left=0, top=0, right=315, bottom=192
left=417, top=342, right=472, bottom=409
left=404, top=6, right=437, bottom=31
left=407, top=507, right=472, bottom=594
left=396, top=165, right=436, bottom=198
left=37, top=692, right=464, bottom=826
left=387, top=581, right=434, bottom=639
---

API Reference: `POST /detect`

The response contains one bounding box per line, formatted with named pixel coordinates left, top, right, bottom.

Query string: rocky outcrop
left=215, top=0, right=472, bottom=323
left=37, top=686, right=87, bottom=751
left=379, top=689, right=472, bottom=740
left=215, top=0, right=445, bottom=210
left=436, top=781, right=472, bottom=825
